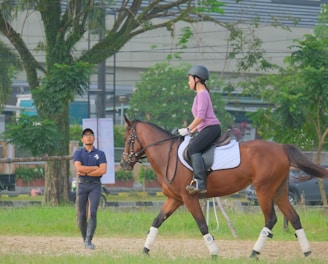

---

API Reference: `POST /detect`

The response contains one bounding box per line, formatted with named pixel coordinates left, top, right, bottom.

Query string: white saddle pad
left=178, top=135, right=241, bottom=171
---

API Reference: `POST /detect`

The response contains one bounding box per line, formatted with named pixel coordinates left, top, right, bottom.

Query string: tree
left=246, top=4, right=328, bottom=205
left=128, top=62, right=233, bottom=130
left=4, top=114, right=64, bottom=156
left=0, top=1, right=227, bottom=205
left=0, top=1, right=289, bottom=204
left=0, top=40, right=21, bottom=106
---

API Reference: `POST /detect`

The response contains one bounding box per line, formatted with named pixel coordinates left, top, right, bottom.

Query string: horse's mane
left=131, top=119, right=173, bottom=137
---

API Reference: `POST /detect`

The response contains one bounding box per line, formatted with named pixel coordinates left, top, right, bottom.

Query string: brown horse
left=120, top=116, right=328, bottom=259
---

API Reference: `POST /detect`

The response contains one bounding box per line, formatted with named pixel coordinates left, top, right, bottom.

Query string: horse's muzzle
left=120, top=159, right=133, bottom=171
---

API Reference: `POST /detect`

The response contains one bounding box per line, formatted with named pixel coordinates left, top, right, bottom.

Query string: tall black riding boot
left=79, top=219, right=87, bottom=242
left=186, top=153, right=207, bottom=194
left=85, top=218, right=97, bottom=250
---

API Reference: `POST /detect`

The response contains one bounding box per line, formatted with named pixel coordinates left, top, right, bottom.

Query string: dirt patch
left=0, top=235, right=327, bottom=262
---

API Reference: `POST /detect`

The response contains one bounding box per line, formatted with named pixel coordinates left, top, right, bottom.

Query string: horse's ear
left=124, top=114, right=131, bottom=126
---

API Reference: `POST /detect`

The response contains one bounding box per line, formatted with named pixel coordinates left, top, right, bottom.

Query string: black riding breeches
left=188, top=124, right=221, bottom=155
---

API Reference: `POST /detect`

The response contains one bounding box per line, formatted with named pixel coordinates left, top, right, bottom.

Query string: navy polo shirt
left=73, top=147, right=107, bottom=181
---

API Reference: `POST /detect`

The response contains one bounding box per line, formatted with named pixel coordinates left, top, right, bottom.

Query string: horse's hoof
left=249, top=250, right=259, bottom=260
left=304, top=251, right=311, bottom=257
left=143, top=247, right=150, bottom=255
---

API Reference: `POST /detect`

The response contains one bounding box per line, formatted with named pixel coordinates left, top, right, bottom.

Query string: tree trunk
left=42, top=105, right=71, bottom=205
left=44, top=160, right=70, bottom=206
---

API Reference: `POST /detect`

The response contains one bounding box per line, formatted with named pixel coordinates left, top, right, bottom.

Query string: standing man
left=73, top=128, right=107, bottom=249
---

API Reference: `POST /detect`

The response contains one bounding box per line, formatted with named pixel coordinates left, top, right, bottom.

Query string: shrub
left=138, top=166, right=157, bottom=183
left=15, top=166, right=45, bottom=183
left=115, top=169, right=134, bottom=181
left=114, top=125, right=125, bottom=147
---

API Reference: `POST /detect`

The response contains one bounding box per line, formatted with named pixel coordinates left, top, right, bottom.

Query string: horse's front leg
left=144, top=197, right=182, bottom=255
left=184, top=196, right=219, bottom=258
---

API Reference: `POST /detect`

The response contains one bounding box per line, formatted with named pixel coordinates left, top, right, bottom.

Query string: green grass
left=0, top=192, right=168, bottom=202
left=0, top=205, right=327, bottom=240
left=0, top=201, right=327, bottom=263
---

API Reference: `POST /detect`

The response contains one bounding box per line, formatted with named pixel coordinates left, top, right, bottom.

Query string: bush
left=114, top=125, right=125, bottom=147
left=138, top=166, right=157, bottom=183
left=115, top=169, right=134, bottom=181
left=15, top=166, right=45, bottom=183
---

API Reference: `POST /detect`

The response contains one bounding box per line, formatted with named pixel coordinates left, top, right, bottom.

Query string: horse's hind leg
left=275, top=195, right=311, bottom=257
left=250, top=198, right=277, bottom=259
left=184, top=197, right=219, bottom=258
left=143, top=197, right=182, bottom=255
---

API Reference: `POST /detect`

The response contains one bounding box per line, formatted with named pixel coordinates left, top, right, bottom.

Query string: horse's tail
left=283, top=144, right=328, bottom=178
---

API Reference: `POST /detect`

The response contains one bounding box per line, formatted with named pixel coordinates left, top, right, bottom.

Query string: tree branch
left=0, top=9, right=44, bottom=89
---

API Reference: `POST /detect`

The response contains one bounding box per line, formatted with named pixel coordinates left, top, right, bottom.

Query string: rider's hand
left=178, top=127, right=190, bottom=136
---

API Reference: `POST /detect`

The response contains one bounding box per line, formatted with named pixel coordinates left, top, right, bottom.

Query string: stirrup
left=186, top=179, right=198, bottom=192
left=186, top=179, right=207, bottom=194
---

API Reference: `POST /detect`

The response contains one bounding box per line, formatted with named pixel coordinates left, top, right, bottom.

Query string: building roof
left=214, top=0, right=322, bottom=28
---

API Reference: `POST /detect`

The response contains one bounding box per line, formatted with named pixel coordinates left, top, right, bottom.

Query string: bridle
left=121, top=125, right=145, bottom=168
left=121, top=123, right=180, bottom=183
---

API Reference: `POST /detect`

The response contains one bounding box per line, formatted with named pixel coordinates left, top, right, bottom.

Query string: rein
left=124, top=124, right=180, bottom=184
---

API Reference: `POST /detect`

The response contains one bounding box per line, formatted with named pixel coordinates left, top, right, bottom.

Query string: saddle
left=213, top=129, right=232, bottom=147
left=183, top=129, right=233, bottom=171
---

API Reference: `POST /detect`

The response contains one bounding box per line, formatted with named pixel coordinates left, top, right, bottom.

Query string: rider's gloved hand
left=178, top=127, right=190, bottom=136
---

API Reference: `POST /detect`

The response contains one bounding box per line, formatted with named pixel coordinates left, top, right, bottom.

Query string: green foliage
left=3, top=114, right=64, bottom=156
left=32, top=62, right=93, bottom=117
left=115, top=169, right=134, bottom=181
left=15, top=166, right=45, bottom=183
left=314, top=4, right=328, bottom=39
left=246, top=5, right=328, bottom=150
left=114, top=125, right=125, bottom=147
left=128, top=62, right=233, bottom=130
left=128, top=62, right=191, bottom=129
left=138, top=166, right=157, bottom=182
left=193, top=0, right=225, bottom=14
left=69, top=124, right=82, bottom=142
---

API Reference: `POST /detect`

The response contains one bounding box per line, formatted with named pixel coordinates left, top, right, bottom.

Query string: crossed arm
left=74, top=161, right=107, bottom=177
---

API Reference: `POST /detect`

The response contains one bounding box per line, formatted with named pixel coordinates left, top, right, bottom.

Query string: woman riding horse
left=178, top=65, right=221, bottom=194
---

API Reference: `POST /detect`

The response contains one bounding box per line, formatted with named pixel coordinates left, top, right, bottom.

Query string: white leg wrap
left=295, top=229, right=311, bottom=253
left=253, top=227, right=272, bottom=253
left=144, top=226, right=158, bottom=250
left=203, top=233, right=219, bottom=255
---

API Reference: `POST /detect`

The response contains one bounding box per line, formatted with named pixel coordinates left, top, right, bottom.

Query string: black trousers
left=188, top=124, right=221, bottom=155
left=78, top=181, right=101, bottom=222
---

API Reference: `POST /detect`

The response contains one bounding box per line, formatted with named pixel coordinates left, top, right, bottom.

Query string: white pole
left=215, top=197, right=238, bottom=238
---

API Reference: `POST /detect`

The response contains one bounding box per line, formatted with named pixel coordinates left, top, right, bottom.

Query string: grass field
left=0, top=195, right=327, bottom=263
